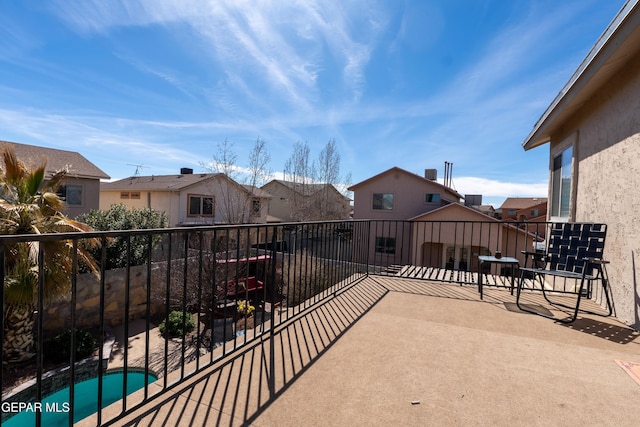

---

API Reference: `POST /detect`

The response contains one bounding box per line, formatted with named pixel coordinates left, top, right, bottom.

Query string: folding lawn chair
left=516, top=222, right=613, bottom=323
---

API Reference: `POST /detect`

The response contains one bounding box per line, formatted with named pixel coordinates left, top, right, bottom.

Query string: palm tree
left=0, top=145, right=97, bottom=363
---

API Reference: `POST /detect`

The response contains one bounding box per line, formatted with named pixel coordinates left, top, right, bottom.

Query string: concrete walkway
left=81, top=276, right=640, bottom=426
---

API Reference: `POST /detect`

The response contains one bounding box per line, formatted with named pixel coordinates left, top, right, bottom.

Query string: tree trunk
left=3, top=305, right=35, bottom=364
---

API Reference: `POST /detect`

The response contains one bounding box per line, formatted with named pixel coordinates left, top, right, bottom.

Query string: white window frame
left=251, top=198, right=261, bottom=217
left=187, top=194, right=214, bottom=217
left=550, top=145, right=573, bottom=221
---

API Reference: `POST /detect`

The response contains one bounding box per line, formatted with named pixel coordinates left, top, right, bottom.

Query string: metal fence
left=366, top=220, right=606, bottom=298
left=0, top=219, right=596, bottom=426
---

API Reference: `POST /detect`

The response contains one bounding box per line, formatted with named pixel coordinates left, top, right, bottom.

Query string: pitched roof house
left=521, top=1, right=640, bottom=328
left=261, top=179, right=350, bottom=222
left=100, top=171, right=271, bottom=226
left=348, top=166, right=463, bottom=265
left=348, top=166, right=462, bottom=221
left=1, top=140, right=110, bottom=218
left=409, top=203, right=537, bottom=273
left=499, top=197, right=547, bottom=221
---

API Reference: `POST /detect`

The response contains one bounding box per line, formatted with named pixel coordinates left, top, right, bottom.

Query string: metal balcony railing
left=0, top=219, right=604, bottom=426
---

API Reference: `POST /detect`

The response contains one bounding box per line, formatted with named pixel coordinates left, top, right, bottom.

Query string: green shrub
left=78, top=204, right=168, bottom=269
left=159, top=310, right=195, bottom=337
left=46, top=329, right=97, bottom=362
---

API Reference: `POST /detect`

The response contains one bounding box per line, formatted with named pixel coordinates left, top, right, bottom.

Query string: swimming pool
left=4, top=370, right=157, bottom=427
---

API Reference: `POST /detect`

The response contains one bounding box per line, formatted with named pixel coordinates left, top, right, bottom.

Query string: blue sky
left=0, top=0, right=627, bottom=207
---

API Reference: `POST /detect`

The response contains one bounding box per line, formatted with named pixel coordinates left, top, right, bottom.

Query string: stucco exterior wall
left=410, top=205, right=535, bottom=271
left=100, top=190, right=181, bottom=225
left=64, top=177, right=102, bottom=218
left=101, top=178, right=268, bottom=226
left=351, top=171, right=456, bottom=220
left=262, top=182, right=294, bottom=222
left=548, top=51, right=640, bottom=328
left=262, top=181, right=349, bottom=222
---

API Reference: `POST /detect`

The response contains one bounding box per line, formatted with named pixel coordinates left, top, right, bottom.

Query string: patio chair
left=516, top=222, right=613, bottom=323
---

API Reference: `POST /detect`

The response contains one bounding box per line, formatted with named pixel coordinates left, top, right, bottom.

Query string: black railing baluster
left=35, top=244, right=44, bottom=427
left=122, top=234, right=131, bottom=413
left=68, top=239, right=78, bottom=427
left=0, top=243, right=4, bottom=427
left=163, top=231, right=172, bottom=388
left=144, top=234, right=152, bottom=401
left=0, top=219, right=592, bottom=427
left=181, top=232, right=189, bottom=377
left=97, top=235, right=107, bottom=426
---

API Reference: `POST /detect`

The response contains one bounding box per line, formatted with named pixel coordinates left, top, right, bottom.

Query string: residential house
left=499, top=197, right=547, bottom=221
left=521, top=1, right=640, bottom=328
left=261, top=180, right=350, bottom=222
left=409, top=203, right=537, bottom=274
left=498, top=197, right=548, bottom=240
left=100, top=170, right=271, bottom=226
left=348, top=166, right=463, bottom=265
left=472, top=204, right=497, bottom=218
left=349, top=167, right=462, bottom=220
left=1, top=140, right=110, bottom=217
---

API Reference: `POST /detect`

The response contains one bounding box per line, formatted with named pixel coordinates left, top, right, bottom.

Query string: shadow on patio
left=79, top=275, right=640, bottom=427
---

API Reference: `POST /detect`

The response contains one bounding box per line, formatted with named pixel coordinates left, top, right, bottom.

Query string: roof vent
left=180, top=168, right=193, bottom=175
left=424, top=169, right=437, bottom=181
left=464, top=194, right=482, bottom=207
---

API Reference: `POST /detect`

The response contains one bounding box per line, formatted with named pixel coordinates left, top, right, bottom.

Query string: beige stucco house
left=261, top=180, right=350, bottom=222
left=499, top=197, right=547, bottom=221
left=521, top=1, right=640, bottom=328
left=349, top=166, right=462, bottom=221
left=100, top=171, right=271, bottom=226
left=410, top=203, right=537, bottom=274
left=2, top=140, right=110, bottom=218
left=348, top=166, right=464, bottom=265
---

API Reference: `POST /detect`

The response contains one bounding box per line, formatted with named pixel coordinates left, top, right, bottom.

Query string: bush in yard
left=78, top=204, right=168, bottom=269
left=46, top=329, right=97, bottom=363
left=279, top=250, right=350, bottom=307
left=159, top=310, right=195, bottom=337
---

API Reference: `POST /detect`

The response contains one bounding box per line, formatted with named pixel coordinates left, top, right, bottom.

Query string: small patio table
left=477, top=255, right=520, bottom=300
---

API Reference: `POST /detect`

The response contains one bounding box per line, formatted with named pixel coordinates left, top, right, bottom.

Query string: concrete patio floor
left=83, top=276, right=640, bottom=426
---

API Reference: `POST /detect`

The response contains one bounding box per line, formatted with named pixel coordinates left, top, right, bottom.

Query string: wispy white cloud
left=0, top=108, right=203, bottom=176
left=0, top=15, right=39, bottom=59
left=449, top=177, right=547, bottom=199
left=0, top=0, right=620, bottom=203
left=49, top=0, right=386, bottom=110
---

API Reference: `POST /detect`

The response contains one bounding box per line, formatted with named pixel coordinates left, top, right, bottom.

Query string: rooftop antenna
left=127, top=164, right=147, bottom=176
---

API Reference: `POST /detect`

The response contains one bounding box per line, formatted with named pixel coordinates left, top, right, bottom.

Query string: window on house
left=57, top=185, right=83, bottom=206
left=130, top=192, right=141, bottom=199
left=530, top=209, right=538, bottom=217
left=425, top=193, right=441, bottom=203
left=551, top=146, right=573, bottom=219
left=121, top=192, right=130, bottom=199
left=372, top=193, right=393, bottom=210
left=251, top=199, right=261, bottom=216
left=375, top=237, right=396, bottom=254
left=507, top=209, right=516, bottom=215
left=188, top=195, right=214, bottom=216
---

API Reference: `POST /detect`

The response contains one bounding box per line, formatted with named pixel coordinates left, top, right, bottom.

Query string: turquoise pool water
left=4, top=370, right=157, bottom=427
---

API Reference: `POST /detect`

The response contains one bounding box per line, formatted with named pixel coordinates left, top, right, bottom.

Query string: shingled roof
left=101, top=173, right=221, bottom=191
left=499, top=197, right=547, bottom=210
left=102, top=174, right=272, bottom=198
left=1, top=140, right=110, bottom=180
left=265, top=179, right=349, bottom=199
